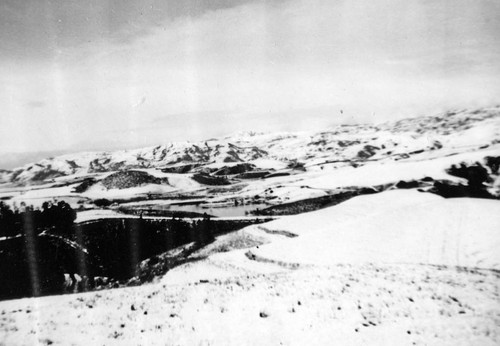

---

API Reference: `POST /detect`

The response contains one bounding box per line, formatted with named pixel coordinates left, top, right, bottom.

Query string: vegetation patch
left=31, top=167, right=64, bottom=182
left=213, top=163, right=256, bottom=176
left=264, top=172, right=290, bottom=179
left=72, top=177, right=97, bottom=193
left=235, top=171, right=270, bottom=179
left=429, top=157, right=500, bottom=199
left=192, top=173, right=231, bottom=185
left=252, top=188, right=378, bottom=216
left=0, top=199, right=269, bottom=301
left=101, top=170, right=168, bottom=190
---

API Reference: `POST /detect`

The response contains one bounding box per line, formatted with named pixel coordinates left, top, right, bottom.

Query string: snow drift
left=251, top=190, right=500, bottom=269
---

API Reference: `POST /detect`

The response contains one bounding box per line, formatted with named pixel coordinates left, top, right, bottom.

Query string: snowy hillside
left=1, top=190, right=499, bottom=345
left=2, top=107, right=499, bottom=184
left=1, top=107, right=499, bottom=345
left=246, top=190, right=500, bottom=269
left=0, top=106, right=499, bottom=218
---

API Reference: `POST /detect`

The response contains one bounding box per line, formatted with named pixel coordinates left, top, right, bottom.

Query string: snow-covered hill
left=246, top=190, right=500, bottom=269
left=1, top=190, right=499, bottom=345
left=1, top=106, right=499, bottom=345
left=0, top=106, right=498, bottom=216
left=2, top=107, right=499, bottom=184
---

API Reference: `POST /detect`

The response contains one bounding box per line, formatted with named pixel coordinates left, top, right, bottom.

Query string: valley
left=1, top=107, right=499, bottom=219
left=1, top=107, right=500, bottom=345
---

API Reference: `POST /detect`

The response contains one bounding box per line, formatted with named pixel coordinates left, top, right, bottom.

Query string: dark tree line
left=0, top=200, right=76, bottom=238
left=446, top=162, right=490, bottom=190
left=1, top=197, right=266, bottom=300
left=432, top=157, right=500, bottom=199
left=0, top=200, right=81, bottom=300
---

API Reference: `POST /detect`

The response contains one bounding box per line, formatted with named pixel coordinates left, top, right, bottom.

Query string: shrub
left=94, top=198, right=112, bottom=207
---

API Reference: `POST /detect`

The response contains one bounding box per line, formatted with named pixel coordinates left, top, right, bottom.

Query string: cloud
left=25, top=101, right=46, bottom=109
left=1, top=0, right=499, bottom=154
left=65, top=0, right=499, bottom=115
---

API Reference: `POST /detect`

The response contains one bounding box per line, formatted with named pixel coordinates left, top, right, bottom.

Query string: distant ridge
left=1, top=106, right=499, bottom=184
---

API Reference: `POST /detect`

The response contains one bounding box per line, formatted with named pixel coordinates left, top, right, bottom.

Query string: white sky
left=0, top=0, right=499, bottom=157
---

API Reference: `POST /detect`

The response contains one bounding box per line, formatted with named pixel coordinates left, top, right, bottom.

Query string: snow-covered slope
left=1, top=190, right=499, bottom=345
left=1, top=106, right=499, bottom=213
left=2, top=107, right=499, bottom=184
left=248, top=190, right=500, bottom=269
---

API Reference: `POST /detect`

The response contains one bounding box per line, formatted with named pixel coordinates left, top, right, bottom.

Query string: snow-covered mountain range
left=0, top=106, right=498, bottom=217
left=2, top=106, right=499, bottom=184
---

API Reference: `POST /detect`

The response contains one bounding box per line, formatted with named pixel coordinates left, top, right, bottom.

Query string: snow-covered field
left=1, top=190, right=499, bottom=345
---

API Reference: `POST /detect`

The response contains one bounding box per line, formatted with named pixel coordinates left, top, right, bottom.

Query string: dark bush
left=94, top=198, right=112, bottom=207
left=446, top=162, right=489, bottom=189
left=395, top=180, right=420, bottom=189
left=485, top=156, right=500, bottom=174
